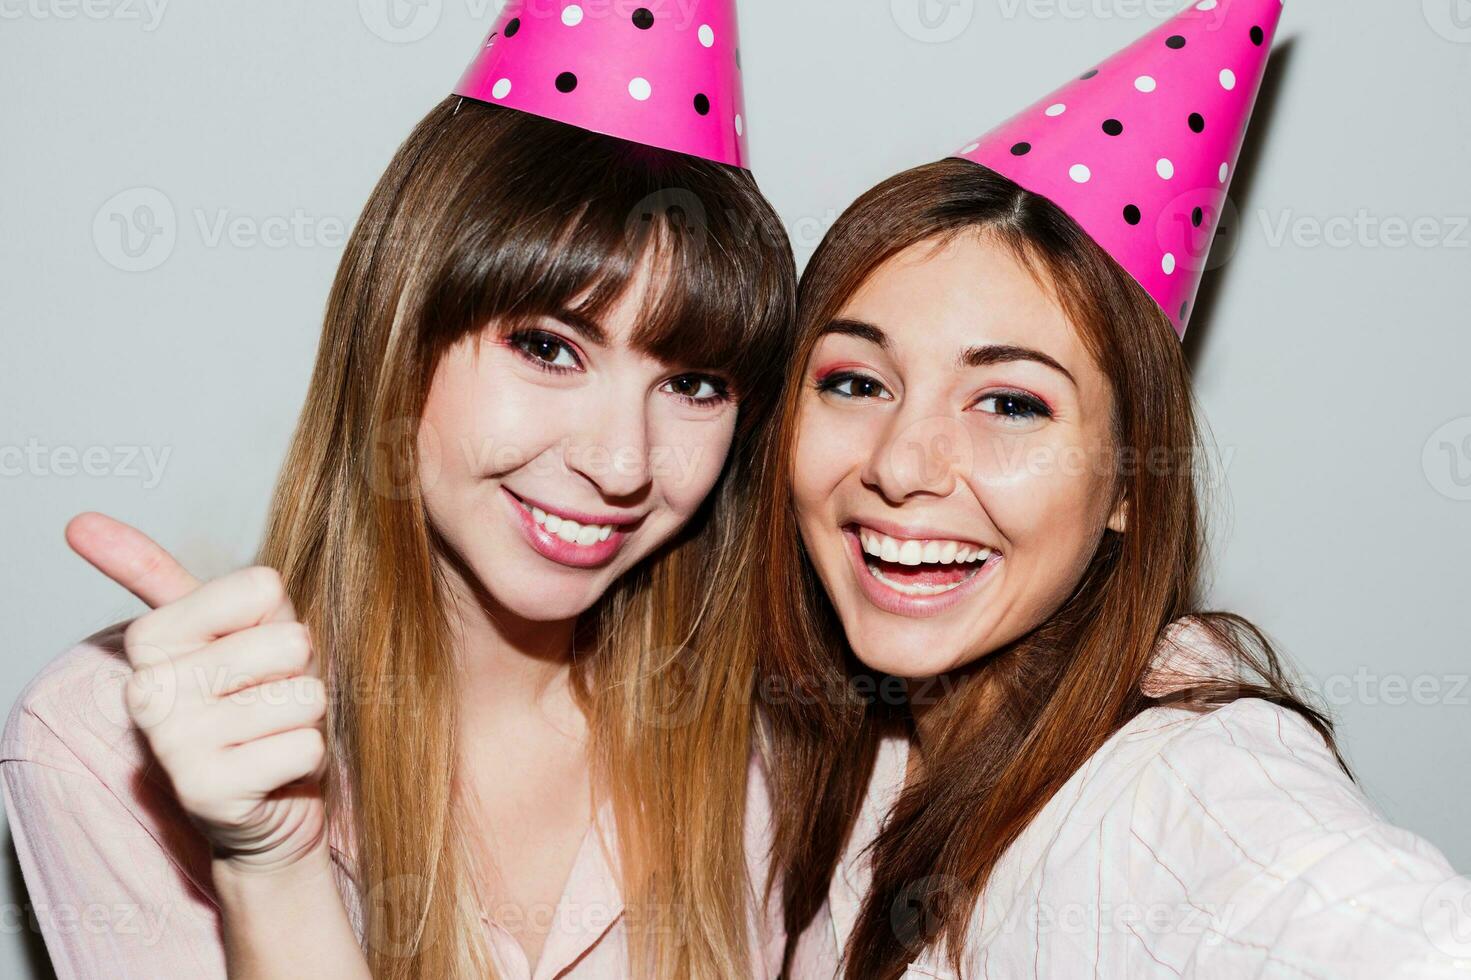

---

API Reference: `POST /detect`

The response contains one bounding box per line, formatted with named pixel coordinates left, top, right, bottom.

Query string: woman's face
left=791, top=232, right=1127, bottom=679
left=419, top=260, right=737, bottom=624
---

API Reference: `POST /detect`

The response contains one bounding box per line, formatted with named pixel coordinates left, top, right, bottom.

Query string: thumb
left=66, top=512, right=204, bottom=610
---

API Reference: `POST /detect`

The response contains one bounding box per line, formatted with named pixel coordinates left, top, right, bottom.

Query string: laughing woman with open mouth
left=743, top=3, right=1471, bottom=977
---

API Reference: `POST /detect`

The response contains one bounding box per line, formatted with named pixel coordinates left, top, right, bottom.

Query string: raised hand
left=65, top=512, right=330, bottom=874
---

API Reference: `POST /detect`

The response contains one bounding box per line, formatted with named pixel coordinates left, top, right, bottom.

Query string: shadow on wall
left=7, top=831, right=59, bottom=980
left=1182, top=36, right=1298, bottom=372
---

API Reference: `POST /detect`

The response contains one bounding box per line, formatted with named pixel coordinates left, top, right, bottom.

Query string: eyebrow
left=960, top=344, right=1076, bottom=387
left=817, top=317, right=1076, bottom=387
left=819, top=318, right=890, bottom=351
left=553, top=310, right=608, bottom=347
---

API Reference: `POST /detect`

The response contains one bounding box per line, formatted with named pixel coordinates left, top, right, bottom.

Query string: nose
left=858, top=404, right=967, bottom=504
left=564, top=386, right=653, bottom=501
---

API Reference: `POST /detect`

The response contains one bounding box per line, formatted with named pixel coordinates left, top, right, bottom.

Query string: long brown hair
left=254, top=96, right=795, bottom=978
left=748, top=159, right=1340, bottom=978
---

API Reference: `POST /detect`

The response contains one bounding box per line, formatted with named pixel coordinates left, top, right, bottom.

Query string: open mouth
left=840, top=521, right=1001, bottom=616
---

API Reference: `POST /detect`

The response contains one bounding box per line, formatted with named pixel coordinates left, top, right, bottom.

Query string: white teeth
left=868, top=564, right=971, bottom=597
left=856, top=527, right=995, bottom=566
left=521, top=498, right=618, bottom=547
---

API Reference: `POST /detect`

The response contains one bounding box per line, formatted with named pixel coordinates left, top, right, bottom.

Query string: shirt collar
left=523, top=796, right=625, bottom=980
left=327, top=793, right=627, bottom=980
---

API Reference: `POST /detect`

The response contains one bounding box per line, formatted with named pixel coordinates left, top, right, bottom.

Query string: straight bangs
left=416, top=98, right=794, bottom=433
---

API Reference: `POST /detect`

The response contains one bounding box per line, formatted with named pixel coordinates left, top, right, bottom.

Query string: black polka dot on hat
left=504, top=17, right=520, bottom=37
left=1166, top=35, right=1186, bottom=49
left=1102, top=118, right=1124, bottom=136
left=1011, top=142, right=1032, bottom=156
left=1192, top=206, right=1204, bottom=227
left=1123, top=204, right=1142, bottom=225
left=1188, top=112, right=1206, bottom=133
left=632, top=7, right=655, bottom=29
left=1080, top=69, right=1099, bottom=79
left=555, top=71, right=578, bottom=93
left=693, top=93, right=711, bottom=116
left=1251, top=25, right=1264, bottom=45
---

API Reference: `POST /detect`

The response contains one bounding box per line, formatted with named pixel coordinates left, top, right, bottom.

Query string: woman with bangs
left=749, top=6, right=1470, bottom=979
left=2, top=6, right=794, bottom=980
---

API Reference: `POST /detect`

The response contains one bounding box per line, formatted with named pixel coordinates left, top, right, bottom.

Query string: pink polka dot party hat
left=454, top=0, right=749, bottom=169
left=952, top=0, right=1284, bottom=337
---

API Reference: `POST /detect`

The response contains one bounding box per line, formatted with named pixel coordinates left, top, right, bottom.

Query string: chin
left=846, top=621, right=973, bottom=680
left=494, top=579, right=605, bottom=623
left=468, top=550, right=615, bottom=622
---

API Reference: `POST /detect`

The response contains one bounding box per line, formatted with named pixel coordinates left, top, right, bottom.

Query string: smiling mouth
left=506, top=490, right=626, bottom=547
left=501, top=488, right=636, bottom=569
left=846, top=523, right=997, bottom=598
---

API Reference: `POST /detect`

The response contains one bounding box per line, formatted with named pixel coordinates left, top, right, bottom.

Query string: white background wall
left=2, top=1, right=1468, bottom=975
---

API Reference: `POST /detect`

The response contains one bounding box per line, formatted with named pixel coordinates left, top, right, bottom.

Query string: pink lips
left=502, top=488, right=630, bottom=569
left=841, top=526, right=999, bottom=618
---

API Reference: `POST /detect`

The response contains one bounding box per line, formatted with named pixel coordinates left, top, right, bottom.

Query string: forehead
left=834, top=232, right=1087, bottom=369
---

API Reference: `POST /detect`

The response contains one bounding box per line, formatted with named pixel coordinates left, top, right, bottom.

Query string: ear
left=1106, top=494, right=1129, bottom=534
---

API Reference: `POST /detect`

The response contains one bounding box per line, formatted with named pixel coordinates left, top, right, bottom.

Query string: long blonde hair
left=255, top=96, right=795, bottom=978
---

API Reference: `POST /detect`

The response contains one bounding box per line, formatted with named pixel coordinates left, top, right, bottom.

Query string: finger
left=66, top=512, right=203, bottom=610
left=126, top=566, right=298, bottom=667
left=211, top=676, right=328, bottom=747
left=225, top=726, right=328, bottom=796
left=163, top=621, right=315, bottom=700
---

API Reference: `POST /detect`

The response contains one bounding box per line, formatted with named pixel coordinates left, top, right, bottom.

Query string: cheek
left=651, top=415, right=737, bottom=516
left=791, top=396, right=867, bottom=518
left=421, top=345, right=567, bottom=483
left=971, top=439, right=1115, bottom=579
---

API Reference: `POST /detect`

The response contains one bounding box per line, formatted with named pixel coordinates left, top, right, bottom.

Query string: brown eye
left=509, top=330, right=581, bottom=371
left=974, top=392, right=1052, bottom=423
left=664, top=375, right=730, bottom=406
left=817, top=372, right=892, bottom=400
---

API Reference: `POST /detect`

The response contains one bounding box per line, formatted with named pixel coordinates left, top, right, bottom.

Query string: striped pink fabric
left=1, top=622, right=787, bottom=980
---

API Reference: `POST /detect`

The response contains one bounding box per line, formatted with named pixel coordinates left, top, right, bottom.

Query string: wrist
left=212, top=837, right=335, bottom=901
